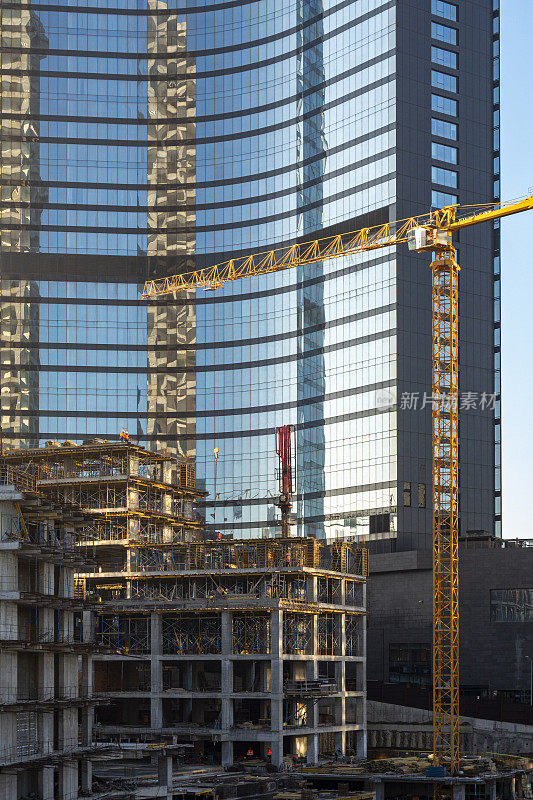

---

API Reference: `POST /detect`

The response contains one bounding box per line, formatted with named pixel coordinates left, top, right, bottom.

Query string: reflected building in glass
left=0, top=0, right=499, bottom=550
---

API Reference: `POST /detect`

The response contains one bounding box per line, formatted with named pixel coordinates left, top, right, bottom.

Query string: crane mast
left=143, top=195, right=533, bottom=774
left=431, top=250, right=460, bottom=773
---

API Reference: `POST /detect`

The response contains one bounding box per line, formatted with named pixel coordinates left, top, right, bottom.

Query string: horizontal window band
left=3, top=380, right=395, bottom=421
left=2, top=49, right=395, bottom=124
left=2, top=327, right=396, bottom=374
left=0, top=0, right=390, bottom=59
left=0, top=207, right=393, bottom=287
left=0, top=149, right=394, bottom=215
left=1, top=74, right=394, bottom=142
left=1, top=303, right=396, bottom=353
left=200, top=486, right=397, bottom=510
left=1, top=51, right=393, bottom=130
left=0, top=5, right=393, bottom=80
left=3, top=404, right=395, bottom=442
left=0, top=171, right=395, bottom=235
left=0, top=123, right=395, bottom=192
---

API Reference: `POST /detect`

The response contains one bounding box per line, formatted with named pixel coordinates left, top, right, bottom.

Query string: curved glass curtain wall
left=0, top=0, right=397, bottom=541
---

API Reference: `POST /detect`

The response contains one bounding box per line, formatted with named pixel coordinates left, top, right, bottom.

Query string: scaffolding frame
left=283, top=613, right=313, bottom=655
left=96, top=614, right=150, bottom=654
left=161, top=614, right=221, bottom=655
left=232, top=613, right=270, bottom=654
left=345, top=614, right=360, bottom=657
left=318, top=613, right=339, bottom=656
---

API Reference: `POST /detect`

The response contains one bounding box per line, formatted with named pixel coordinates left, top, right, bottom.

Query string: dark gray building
left=0, top=0, right=499, bottom=546
left=367, top=538, right=533, bottom=698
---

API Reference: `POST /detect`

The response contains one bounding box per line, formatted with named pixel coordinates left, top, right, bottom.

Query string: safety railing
left=284, top=679, right=338, bottom=695
left=0, top=685, right=91, bottom=703
left=0, top=623, right=85, bottom=646
left=0, top=464, right=38, bottom=494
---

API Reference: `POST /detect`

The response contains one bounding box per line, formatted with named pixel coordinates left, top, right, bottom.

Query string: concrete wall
left=367, top=700, right=533, bottom=756
left=367, top=546, right=533, bottom=693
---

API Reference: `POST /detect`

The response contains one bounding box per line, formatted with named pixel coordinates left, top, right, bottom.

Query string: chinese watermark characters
left=399, top=391, right=498, bottom=411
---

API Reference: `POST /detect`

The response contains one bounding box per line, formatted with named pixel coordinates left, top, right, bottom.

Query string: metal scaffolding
left=161, top=614, right=221, bottom=655
left=232, top=614, right=270, bottom=654
left=318, top=613, right=339, bottom=655
left=283, top=613, right=313, bottom=655
left=345, top=614, right=360, bottom=657
left=318, top=577, right=342, bottom=604
left=96, top=615, right=150, bottom=654
left=84, top=518, right=128, bottom=543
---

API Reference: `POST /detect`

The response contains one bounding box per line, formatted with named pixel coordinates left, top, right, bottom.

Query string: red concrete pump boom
left=276, top=425, right=295, bottom=538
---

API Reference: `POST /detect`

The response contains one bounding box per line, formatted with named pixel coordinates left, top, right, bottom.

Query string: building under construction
left=0, top=440, right=368, bottom=768
left=85, top=533, right=368, bottom=767
left=0, top=460, right=97, bottom=799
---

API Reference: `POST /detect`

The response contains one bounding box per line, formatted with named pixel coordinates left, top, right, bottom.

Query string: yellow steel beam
left=447, top=195, right=533, bottom=231
left=142, top=196, right=533, bottom=298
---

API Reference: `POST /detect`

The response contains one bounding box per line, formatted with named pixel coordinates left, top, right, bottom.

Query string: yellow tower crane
left=143, top=195, right=533, bottom=774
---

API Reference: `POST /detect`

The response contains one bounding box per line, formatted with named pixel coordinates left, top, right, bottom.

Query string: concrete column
left=80, top=758, right=93, bottom=794
left=339, top=578, right=346, bottom=606
left=158, top=753, right=173, bottom=799
left=58, top=707, right=78, bottom=751
left=307, top=613, right=319, bottom=736
left=221, top=740, right=234, bottom=767
left=336, top=611, right=346, bottom=658
left=60, top=608, right=74, bottom=642
left=0, top=711, right=16, bottom=764
left=334, top=728, right=346, bottom=758
left=58, top=652, right=77, bottom=698
left=452, top=785, right=466, bottom=800
left=307, top=733, right=319, bottom=764
left=307, top=613, right=318, bottom=682
left=82, top=609, right=94, bottom=643
left=81, top=653, right=93, bottom=697
left=270, top=736, right=284, bottom=769
left=39, top=652, right=54, bottom=701
left=0, top=652, right=17, bottom=703
left=335, top=659, right=346, bottom=694
left=58, top=761, right=78, bottom=800
left=151, top=612, right=163, bottom=729
left=356, top=727, right=367, bottom=759
left=60, top=564, right=74, bottom=599
left=221, top=610, right=233, bottom=733
left=374, top=781, right=385, bottom=800
left=39, top=606, right=54, bottom=643
left=37, top=767, right=54, bottom=800
left=184, top=662, right=193, bottom=690
left=0, top=773, right=17, bottom=800
left=38, top=712, right=54, bottom=757
left=306, top=575, right=318, bottom=603
left=38, top=562, right=54, bottom=596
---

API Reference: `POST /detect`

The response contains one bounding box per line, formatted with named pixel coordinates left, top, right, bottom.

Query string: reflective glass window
left=431, top=0, right=458, bottom=21
left=431, top=46, right=458, bottom=69
left=432, top=190, right=458, bottom=208
left=432, top=94, right=457, bottom=116
left=432, top=166, right=458, bottom=188
left=490, top=589, right=533, bottom=622
left=432, top=119, right=458, bottom=140
left=432, top=142, right=458, bottom=163
left=431, top=71, right=457, bottom=93
left=431, top=22, right=458, bottom=45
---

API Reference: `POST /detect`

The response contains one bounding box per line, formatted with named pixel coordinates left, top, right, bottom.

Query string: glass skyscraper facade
left=0, top=0, right=499, bottom=549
